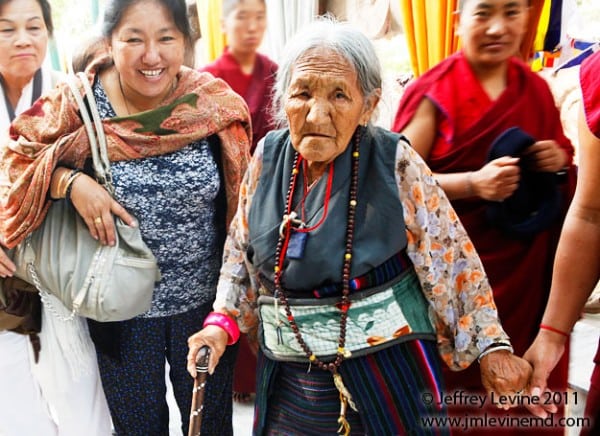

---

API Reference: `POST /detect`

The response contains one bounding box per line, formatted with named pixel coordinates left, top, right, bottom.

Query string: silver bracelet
left=477, top=344, right=514, bottom=363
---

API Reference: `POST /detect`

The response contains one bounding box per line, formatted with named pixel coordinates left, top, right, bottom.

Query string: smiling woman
left=101, top=0, right=191, bottom=114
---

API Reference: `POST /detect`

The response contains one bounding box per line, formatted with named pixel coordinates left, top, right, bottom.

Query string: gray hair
left=272, top=17, right=382, bottom=127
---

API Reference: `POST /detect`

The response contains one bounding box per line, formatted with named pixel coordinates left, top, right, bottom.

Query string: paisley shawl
left=0, top=56, right=251, bottom=248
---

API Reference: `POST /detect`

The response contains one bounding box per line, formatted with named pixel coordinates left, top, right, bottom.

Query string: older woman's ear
left=361, top=89, right=381, bottom=125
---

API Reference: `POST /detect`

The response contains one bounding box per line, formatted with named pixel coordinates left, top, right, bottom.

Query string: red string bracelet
left=203, top=312, right=240, bottom=345
left=539, top=323, right=570, bottom=338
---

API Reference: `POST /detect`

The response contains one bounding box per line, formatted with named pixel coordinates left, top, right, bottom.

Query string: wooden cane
left=188, top=346, right=211, bottom=436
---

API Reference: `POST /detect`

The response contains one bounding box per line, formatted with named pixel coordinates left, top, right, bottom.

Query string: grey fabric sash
left=248, top=126, right=407, bottom=293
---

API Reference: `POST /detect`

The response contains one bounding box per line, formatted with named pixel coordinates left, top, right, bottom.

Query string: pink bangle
left=203, top=312, right=240, bottom=345
left=540, top=323, right=570, bottom=338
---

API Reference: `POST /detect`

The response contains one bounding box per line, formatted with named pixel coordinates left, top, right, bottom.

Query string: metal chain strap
left=26, top=260, right=77, bottom=322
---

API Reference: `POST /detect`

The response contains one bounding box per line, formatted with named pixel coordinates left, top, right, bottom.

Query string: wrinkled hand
left=70, top=174, right=136, bottom=246
left=523, top=140, right=568, bottom=172
left=0, top=247, right=16, bottom=278
left=471, top=156, right=520, bottom=201
left=522, top=331, right=565, bottom=418
left=187, top=325, right=229, bottom=377
left=480, top=350, right=531, bottom=410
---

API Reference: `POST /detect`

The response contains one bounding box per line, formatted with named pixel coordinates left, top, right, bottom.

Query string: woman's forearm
left=431, top=171, right=475, bottom=200
left=541, top=208, right=600, bottom=333
left=48, top=166, right=74, bottom=200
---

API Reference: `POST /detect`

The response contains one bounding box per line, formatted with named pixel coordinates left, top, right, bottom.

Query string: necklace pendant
left=287, top=230, right=309, bottom=260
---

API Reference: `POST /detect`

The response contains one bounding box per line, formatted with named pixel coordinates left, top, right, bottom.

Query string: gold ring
left=94, top=216, right=102, bottom=224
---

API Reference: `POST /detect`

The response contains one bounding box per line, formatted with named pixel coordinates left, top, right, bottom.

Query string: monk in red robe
left=200, top=0, right=277, bottom=402
left=393, top=0, right=575, bottom=433
left=201, top=0, right=277, bottom=155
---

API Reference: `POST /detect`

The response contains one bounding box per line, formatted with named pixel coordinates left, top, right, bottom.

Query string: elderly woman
left=188, top=19, right=533, bottom=435
left=0, top=0, right=250, bottom=434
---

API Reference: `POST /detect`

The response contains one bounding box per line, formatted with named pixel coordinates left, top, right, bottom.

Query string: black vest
left=248, top=127, right=408, bottom=294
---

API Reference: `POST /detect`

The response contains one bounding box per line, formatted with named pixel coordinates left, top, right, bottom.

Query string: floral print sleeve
left=212, top=140, right=264, bottom=338
left=395, top=138, right=511, bottom=370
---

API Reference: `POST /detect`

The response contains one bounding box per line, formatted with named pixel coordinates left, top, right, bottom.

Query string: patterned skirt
left=253, top=339, right=450, bottom=435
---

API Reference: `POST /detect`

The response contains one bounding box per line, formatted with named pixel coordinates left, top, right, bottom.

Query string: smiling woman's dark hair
left=101, top=0, right=192, bottom=50
left=0, top=0, right=53, bottom=36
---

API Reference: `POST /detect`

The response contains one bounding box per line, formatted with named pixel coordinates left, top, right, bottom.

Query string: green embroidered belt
left=257, top=268, right=436, bottom=362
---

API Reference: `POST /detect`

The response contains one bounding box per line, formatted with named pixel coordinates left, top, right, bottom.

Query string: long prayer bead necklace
left=273, top=128, right=361, bottom=435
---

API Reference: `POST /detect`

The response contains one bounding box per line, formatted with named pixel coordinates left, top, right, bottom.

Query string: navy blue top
left=93, top=79, right=221, bottom=317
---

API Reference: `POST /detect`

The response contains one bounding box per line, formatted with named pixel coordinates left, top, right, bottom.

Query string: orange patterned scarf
left=0, top=59, right=251, bottom=248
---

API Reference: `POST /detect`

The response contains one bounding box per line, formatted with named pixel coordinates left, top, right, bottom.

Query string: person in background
left=524, top=50, right=600, bottom=434
left=185, top=0, right=201, bottom=68
left=201, top=0, right=277, bottom=155
left=188, top=18, right=537, bottom=435
left=392, top=0, right=575, bottom=432
left=0, top=1, right=112, bottom=434
left=0, top=0, right=251, bottom=434
left=70, top=35, right=107, bottom=74
left=200, top=0, right=277, bottom=404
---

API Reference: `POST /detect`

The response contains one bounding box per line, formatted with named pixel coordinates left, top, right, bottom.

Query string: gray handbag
left=9, top=72, right=160, bottom=322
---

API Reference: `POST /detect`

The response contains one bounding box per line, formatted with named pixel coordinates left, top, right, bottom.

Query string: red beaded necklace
left=273, top=129, right=361, bottom=435
left=296, top=156, right=334, bottom=233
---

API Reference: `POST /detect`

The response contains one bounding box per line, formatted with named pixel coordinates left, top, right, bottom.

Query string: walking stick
left=188, top=346, right=211, bottom=436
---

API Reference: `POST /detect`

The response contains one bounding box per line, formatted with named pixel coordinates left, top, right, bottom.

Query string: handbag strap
left=64, top=73, right=115, bottom=195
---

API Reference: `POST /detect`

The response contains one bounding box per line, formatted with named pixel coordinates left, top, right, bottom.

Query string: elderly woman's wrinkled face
left=284, top=48, right=377, bottom=164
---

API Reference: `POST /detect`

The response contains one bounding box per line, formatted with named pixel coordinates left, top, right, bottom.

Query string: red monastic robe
left=393, top=52, right=575, bottom=435
left=201, top=48, right=278, bottom=154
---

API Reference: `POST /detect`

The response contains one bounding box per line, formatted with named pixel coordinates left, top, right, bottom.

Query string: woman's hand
left=523, top=140, right=568, bottom=173
left=471, top=156, right=520, bottom=201
left=187, top=325, right=229, bottom=377
left=522, top=330, right=567, bottom=418
left=69, top=174, right=136, bottom=246
left=0, top=248, right=16, bottom=278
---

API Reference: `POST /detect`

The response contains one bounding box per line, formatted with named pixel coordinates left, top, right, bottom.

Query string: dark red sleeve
left=391, top=79, right=427, bottom=133
left=580, top=51, right=600, bottom=138
left=391, top=55, right=456, bottom=134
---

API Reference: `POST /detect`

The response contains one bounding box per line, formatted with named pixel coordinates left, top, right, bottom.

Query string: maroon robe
left=201, top=48, right=278, bottom=154
left=393, top=52, right=575, bottom=435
